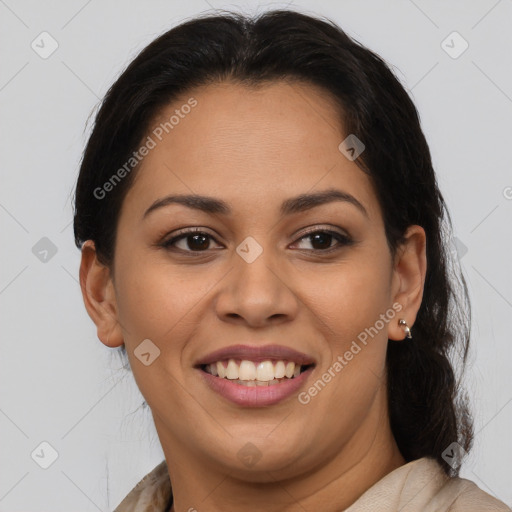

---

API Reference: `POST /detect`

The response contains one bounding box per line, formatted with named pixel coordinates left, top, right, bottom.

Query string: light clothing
left=114, top=457, right=510, bottom=512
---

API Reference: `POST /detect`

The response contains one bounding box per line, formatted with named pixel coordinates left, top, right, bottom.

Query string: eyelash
left=159, top=226, right=354, bottom=255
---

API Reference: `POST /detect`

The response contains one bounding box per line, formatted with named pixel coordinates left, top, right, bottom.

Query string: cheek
left=304, top=253, right=392, bottom=348
left=303, top=267, right=392, bottom=440
left=313, top=254, right=392, bottom=400
left=112, top=260, right=206, bottom=413
left=114, top=254, right=221, bottom=349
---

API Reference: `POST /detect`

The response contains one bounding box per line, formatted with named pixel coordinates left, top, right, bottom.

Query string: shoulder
left=344, top=457, right=510, bottom=512
left=113, top=460, right=172, bottom=512
left=435, top=473, right=511, bottom=511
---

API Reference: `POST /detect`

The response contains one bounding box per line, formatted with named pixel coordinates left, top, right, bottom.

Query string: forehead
left=123, top=80, right=379, bottom=221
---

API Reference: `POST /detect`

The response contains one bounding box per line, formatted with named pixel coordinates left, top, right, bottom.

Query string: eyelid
left=295, top=224, right=350, bottom=239
left=169, top=226, right=217, bottom=238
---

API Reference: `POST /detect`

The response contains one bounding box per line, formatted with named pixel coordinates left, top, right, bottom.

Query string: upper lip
left=195, top=344, right=316, bottom=367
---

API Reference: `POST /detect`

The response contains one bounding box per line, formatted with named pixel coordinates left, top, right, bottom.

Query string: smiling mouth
left=200, top=359, right=315, bottom=387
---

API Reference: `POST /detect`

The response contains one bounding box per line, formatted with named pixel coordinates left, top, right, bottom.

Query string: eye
left=160, top=227, right=354, bottom=255
left=161, top=228, right=223, bottom=253
left=292, top=229, right=353, bottom=252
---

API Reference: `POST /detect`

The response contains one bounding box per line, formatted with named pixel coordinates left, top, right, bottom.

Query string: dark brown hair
left=73, top=8, right=473, bottom=476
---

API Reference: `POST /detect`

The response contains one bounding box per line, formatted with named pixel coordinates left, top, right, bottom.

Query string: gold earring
left=398, top=319, right=412, bottom=340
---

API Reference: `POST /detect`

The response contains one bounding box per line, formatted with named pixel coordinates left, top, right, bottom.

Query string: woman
left=73, top=9, right=510, bottom=512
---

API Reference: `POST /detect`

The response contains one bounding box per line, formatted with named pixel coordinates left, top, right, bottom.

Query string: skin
left=79, top=80, right=427, bottom=512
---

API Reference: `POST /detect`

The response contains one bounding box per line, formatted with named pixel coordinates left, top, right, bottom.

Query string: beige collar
left=114, top=457, right=510, bottom=512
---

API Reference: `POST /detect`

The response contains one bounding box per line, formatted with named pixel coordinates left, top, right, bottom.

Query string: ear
left=388, top=225, right=427, bottom=341
left=79, top=240, right=124, bottom=348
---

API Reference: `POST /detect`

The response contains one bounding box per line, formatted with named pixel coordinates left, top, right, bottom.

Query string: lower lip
left=198, top=366, right=314, bottom=407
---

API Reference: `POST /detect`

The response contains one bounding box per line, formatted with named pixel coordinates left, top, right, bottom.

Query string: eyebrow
left=142, top=188, right=368, bottom=220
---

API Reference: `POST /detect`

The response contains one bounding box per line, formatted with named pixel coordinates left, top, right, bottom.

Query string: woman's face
left=82, top=80, right=425, bottom=483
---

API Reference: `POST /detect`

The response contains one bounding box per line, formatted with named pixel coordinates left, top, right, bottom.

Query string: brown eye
left=181, top=233, right=211, bottom=251
left=293, top=230, right=353, bottom=252
left=162, top=230, right=223, bottom=253
left=309, top=232, right=334, bottom=250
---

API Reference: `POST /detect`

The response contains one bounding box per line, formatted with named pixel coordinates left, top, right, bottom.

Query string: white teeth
left=256, top=360, right=274, bottom=381
left=205, top=359, right=308, bottom=382
left=239, top=360, right=256, bottom=380
left=216, top=361, right=226, bottom=378
left=274, top=360, right=286, bottom=379
left=226, top=359, right=238, bottom=379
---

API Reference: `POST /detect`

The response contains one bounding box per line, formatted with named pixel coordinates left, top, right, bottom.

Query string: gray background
left=1, top=0, right=511, bottom=510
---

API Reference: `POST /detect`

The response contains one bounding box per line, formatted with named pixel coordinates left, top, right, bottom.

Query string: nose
left=214, top=241, right=300, bottom=328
